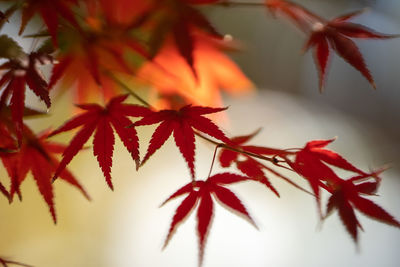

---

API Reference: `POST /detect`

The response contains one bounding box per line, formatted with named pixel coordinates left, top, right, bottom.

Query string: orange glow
left=137, top=34, right=254, bottom=109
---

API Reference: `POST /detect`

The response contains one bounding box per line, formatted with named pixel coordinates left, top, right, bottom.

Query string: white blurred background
left=1, top=1, right=400, bottom=267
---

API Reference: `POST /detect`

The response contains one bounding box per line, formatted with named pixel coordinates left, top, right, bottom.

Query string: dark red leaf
left=208, top=173, right=249, bottom=185
left=0, top=53, right=52, bottom=144
left=351, top=196, right=400, bottom=228
left=211, top=185, right=256, bottom=226
left=332, top=9, right=367, bottom=23
left=49, top=56, right=72, bottom=89
left=134, top=105, right=228, bottom=179
left=164, top=191, right=199, bottom=248
left=93, top=117, right=115, bottom=189
left=50, top=95, right=147, bottom=188
left=197, top=188, right=213, bottom=266
left=268, top=2, right=397, bottom=89
left=163, top=172, right=257, bottom=265
left=324, top=178, right=400, bottom=243
left=330, top=23, right=399, bottom=39
left=19, top=0, right=80, bottom=45
left=0, top=124, right=89, bottom=222
left=328, top=32, right=376, bottom=88
left=236, top=159, right=280, bottom=197
left=10, top=77, right=25, bottom=144
left=338, top=197, right=360, bottom=242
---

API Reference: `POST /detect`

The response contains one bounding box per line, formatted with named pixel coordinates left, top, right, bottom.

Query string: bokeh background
left=0, top=0, right=400, bottom=266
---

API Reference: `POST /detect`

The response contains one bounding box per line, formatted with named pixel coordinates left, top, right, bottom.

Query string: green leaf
left=0, top=34, right=24, bottom=59
left=37, top=38, right=55, bottom=54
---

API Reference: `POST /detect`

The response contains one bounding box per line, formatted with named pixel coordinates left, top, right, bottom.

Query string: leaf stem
left=207, top=145, right=221, bottom=179
left=106, top=72, right=154, bottom=109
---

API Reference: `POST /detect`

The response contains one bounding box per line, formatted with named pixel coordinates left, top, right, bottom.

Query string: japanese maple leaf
left=0, top=257, right=32, bottom=267
left=18, top=0, right=80, bottom=45
left=162, top=173, right=257, bottom=266
left=287, top=138, right=368, bottom=216
left=133, top=104, right=230, bottom=179
left=0, top=124, right=89, bottom=223
left=0, top=52, right=52, bottom=144
left=303, top=10, right=398, bottom=90
left=0, top=121, right=15, bottom=199
left=151, top=0, right=222, bottom=79
left=325, top=175, right=400, bottom=243
left=137, top=34, right=253, bottom=108
left=49, top=95, right=150, bottom=189
left=265, top=0, right=398, bottom=89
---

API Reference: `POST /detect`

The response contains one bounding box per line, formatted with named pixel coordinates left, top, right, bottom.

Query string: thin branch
left=195, top=131, right=280, bottom=164
left=216, top=1, right=265, bottom=7
left=207, top=145, right=221, bottom=179
left=261, top=164, right=313, bottom=196
left=106, top=72, right=153, bottom=108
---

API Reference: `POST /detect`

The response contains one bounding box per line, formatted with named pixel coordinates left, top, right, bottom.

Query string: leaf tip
left=371, top=81, right=377, bottom=90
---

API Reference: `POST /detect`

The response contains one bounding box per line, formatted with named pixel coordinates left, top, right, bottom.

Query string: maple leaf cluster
left=0, top=0, right=399, bottom=266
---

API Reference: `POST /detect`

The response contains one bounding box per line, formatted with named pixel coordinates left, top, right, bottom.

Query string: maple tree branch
left=216, top=1, right=265, bottom=7
left=195, top=130, right=281, bottom=165
left=260, top=163, right=313, bottom=195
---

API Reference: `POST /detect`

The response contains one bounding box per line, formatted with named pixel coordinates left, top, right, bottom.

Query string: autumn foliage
left=0, top=0, right=399, bottom=266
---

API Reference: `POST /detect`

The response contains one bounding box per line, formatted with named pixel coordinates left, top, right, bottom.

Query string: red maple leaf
left=0, top=124, right=89, bottom=223
left=0, top=120, right=16, bottom=200
left=18, top=0, right=80, bottom=45
left=325, top=174, right=400, bottom=242
left=286, top=138, right=369, bottom=216
left=265, top=0, right=398, bottom=89
left=303, top=10, right=398, bottom=89
left=0, top=52, right=52, bottom=144
left=133, top=105, right=230, bottom=179
left=49, top=95, right=150, bottom=189
left=161, top=173, right=257, bottom=266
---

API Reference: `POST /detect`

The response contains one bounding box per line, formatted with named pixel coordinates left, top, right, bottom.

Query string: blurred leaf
left=37, top=38, right=56, bottom=54
left=0, top=105, right=49, bottom=118
left=0, top=34, right=24, bottom=59
left=0, top=3, right=18, bottom=31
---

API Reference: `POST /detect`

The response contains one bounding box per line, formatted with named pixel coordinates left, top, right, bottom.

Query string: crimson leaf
left=162, top=173, right=256, bottom=266
left=133, top=105, right=229, bottom=179
left=49, top=95, right=150, bottom=189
